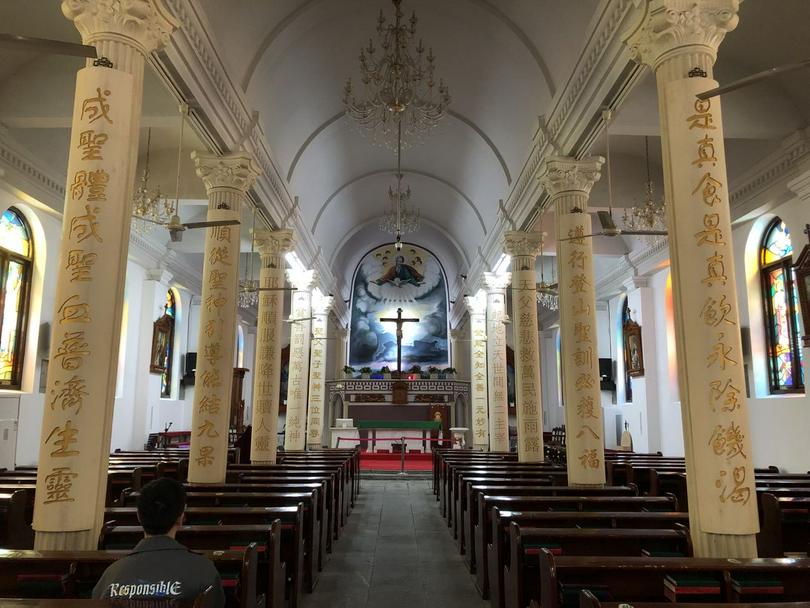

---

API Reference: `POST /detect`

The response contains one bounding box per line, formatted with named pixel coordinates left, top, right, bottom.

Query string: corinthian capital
left=483, top=271, right=511, bottom=292
left=312, top=290, right=334, bottom=316
left=540, top=156, right=604, bottom=197
left=192, top=151, right=262, bottom=194
left=255, top=229, right=296, bottom=262
left=287, top=268, right=316, bottom=291
left=62, top=0, right=178, bottom=55
left=465, top=290, right=488, bottom=316
left=504, top=231, right=544, bottom=260
left=624, top=0, right=740, bottom=70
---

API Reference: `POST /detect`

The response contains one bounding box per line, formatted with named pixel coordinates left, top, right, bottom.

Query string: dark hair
left=137, top=478, right=186, bottom=535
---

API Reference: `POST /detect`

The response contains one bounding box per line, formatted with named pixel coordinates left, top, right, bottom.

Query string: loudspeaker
left=38, top=322, right=50, bottom=354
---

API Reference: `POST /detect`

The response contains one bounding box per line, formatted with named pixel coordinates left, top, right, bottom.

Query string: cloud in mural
left=349, top=243, right=449, bottom=368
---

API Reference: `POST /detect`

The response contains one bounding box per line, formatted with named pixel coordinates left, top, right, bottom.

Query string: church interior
left=1, top=0, right=810, bottom=606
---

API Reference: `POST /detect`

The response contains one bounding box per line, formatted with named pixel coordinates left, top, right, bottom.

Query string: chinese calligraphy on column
left=34, top=67, right=134, bottom=532
left=306, top=291, right=333, bottom=449
left=285, top=269, right=316, bottom=451
left=665, top=77, right=758, bottom=534
left=505, top=232, right=544, bottom=462
left=250, top=230, right=294, bottom=463
left=484, top=272, right=511, bottom=452
left=465, top=291, right=489, bottom=450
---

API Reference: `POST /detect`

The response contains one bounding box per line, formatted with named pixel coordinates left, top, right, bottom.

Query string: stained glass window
left=761, top=219, right=804, bottom=392
left=0, top=207, right=33, bottom=389
left=160, top=290, right=176, bottom=398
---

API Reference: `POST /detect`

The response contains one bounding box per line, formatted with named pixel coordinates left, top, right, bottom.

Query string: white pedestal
left=330, top=427, right=359, bottom=449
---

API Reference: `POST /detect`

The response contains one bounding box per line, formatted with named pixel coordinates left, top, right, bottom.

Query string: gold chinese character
left=200, top=369, right=221, bottom=388
left=203, top=342, right=221, bottom=366
left=86, top=169, right=109, bottom=202
left=695, top=213, right=725, bottom=246
left=716, top=466, right=751, bottom=505
left=54, top=331, right=89, bottom=370
left=701, top=252, right=727, bottom=287
left=205, top=294, right=226, bottom=312
left=43, top=466, right=78, bottom=503
left=578, top=448, right=600, bottom=469
left=209, top=269, right=227, bottom=289
left=576, top=396, right=598, bottom=419
left=573, top=298, right=591, bottom=316
left=81, top=87, right=112, bottom=124
left=196, top=446, right=214, bottom=467
left=209, top=246, right=230, bottom=265
left=573, top=346, right=593, bottom=368
left=66, top=249, right=97, bottom=282
left=45, top=420, right=80, bottom=458
left=204, top=319, right=222, bottom=338
left=709, top=421, right=747, bottom=460
left=576, top=425, right=600, bottom=440
left=692, top=173, right=723, bottom=207
left=692, top=134, right=717, bottom=168
left=567, top=225, right=585, bottom=245
left=255, top=435, right=271, bottom=451
left=709, top=378, right=741, bottom=412
left=50, top=375, right=88, bottom=413
left=700, top=295, right=734, bottom=327
left=69, top=205, right=102, bottom=243
left=77, top=130, right=108, bottom=160
left=198, top=394, right=221, bottom=415
left=58, top=294, right=91, bottom=325
left=573, top=322, right=591, bottom=344
left=687, top=98, right=715, bottom=130
left=569, top=274, right=590, bottom=294
left=70, top=171, right=87, bottom=201
left=213, top=226, right=232, bottom=242
left=197, top=419, right=220, bottom=438
left=568, top=249, right=586, bottom=270
left=707, top=332, right=737, bottom=369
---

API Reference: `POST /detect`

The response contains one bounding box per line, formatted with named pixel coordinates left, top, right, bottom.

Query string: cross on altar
left=380, top=307, right=419, bottom=375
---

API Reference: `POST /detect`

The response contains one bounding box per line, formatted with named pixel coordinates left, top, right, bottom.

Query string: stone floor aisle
left=302, top=478, right=490, bottom=608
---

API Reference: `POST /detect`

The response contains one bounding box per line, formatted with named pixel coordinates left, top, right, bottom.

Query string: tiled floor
left=302, top=478, right=490, bottom=608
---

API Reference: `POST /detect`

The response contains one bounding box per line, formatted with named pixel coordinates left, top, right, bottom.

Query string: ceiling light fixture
left=343, top=0, right=450, bottom=149
left=621, top=136, right=667, bottom=241
left=131, top=128, right=172, bottom=234
left=379, top=121, right=420, bottom=245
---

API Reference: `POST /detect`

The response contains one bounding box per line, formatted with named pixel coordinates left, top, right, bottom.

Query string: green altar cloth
left=355, top=420, right=440, bottom=430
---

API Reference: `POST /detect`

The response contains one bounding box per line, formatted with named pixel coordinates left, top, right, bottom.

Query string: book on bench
left=663, top=574, right=721, bottom=602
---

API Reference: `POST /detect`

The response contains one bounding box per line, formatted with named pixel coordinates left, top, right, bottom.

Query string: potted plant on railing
left=359, top=366, right=372, bottom=379
left=428, top=366, right=440, bottom=380
left=380, top=365, right=392, bottom=380
left=442, top=367, right=457, bottom=380
left=342, top=365, right=356, bottom=380
left=409, top=364, right=422, bottom=379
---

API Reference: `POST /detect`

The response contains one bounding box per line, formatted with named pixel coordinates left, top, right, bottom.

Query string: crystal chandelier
left=343, top=0, right=450, bottom=149
left=238, top=279, right=259, bottom=309
left=622, top=137, right=667, bottom=237
left=131, top=128, right=173, bottom=234
left=379, top=121, right=420, bottom=248
left=536, top=225, right=558, bottom=311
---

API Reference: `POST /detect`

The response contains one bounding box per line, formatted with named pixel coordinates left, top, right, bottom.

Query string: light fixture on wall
left=621, top=136, right=667, bottom=240
left=131, top=128, right=173, bottom=234
left=343, top=0, right=450, bottom=149
left=379, top=121, right=421, bottom=244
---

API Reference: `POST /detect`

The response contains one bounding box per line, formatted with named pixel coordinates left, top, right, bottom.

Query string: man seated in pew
left=92, top=478, right=225, bottom=607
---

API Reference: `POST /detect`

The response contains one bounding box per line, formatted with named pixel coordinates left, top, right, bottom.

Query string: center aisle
left=303, top=478, right=488, bottom=608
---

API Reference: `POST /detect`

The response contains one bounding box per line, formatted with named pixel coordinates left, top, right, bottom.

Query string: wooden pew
left=472, top=495, right=678, bottom=598
left=487, top=510, right=690, bottom=608
left=579, top=589, right=810, bottom=608
left=506, top=525, right=692, bottom=608
left=0, top=547, right=258, bottom=608
left=537, top=554, right=810, bottom=608
left=758, top=494, right=810, bottom=557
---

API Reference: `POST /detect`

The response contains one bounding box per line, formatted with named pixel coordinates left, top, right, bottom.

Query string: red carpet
left=359, top=451, right=433, bottom=471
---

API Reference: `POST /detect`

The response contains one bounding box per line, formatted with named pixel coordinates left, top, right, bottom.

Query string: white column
left=542, top=156, right=606, bottom=486
left=505, top=231, right=545, bottom=462
left=450, top=328, right=462, bottom=371
left=334, top=327, right=348, bottom=380
left=626, top=0, right=758, bottom=557
left=32, top=0, right=177, bottom=551
left=465, top=291, right=489, bottom=451
left=187, top=152, right=261, bottom=484
left=306, top=290, right=333, bottom=449
left=284, top=269, right=316, bottom=451
left=250, top=229, right=294, bottom=464
left=483, top=272, right=511, bottom=452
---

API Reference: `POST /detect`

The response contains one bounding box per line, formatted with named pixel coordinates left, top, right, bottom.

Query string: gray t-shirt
left=92, top=535, right=225, bottom=607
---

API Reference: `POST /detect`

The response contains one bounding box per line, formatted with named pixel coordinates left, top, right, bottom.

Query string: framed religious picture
left=149, top=313, right=173, bottom=374
left=793, top=225, right=810, bottom=347
left=623, top=319, right=644, bottom=377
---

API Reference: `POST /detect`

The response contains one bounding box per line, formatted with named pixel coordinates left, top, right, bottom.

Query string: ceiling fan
left=133, top=104, right=240, bottom=242
left=698, top=59, right=810, bottom=100
left=559, top=110, right=668, bottom=242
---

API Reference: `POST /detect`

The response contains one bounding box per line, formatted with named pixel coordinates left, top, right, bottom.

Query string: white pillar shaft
left=250, top=230, right=294, bottom=464
left=306, top=294, right=333, bottom=449
left=466, top=293, right=489, bottom=450
left=626, top=0, right=757, bottom=556
left=33, top=0, right=177, bottom=551
left=484, top=273, right=511, bottom=451
left=284, top=270, right=315, bottom=451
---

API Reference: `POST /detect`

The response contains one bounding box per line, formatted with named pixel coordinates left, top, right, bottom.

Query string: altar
left=326, top=379, right=470, bottom=452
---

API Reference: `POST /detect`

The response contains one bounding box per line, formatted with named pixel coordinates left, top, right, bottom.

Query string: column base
left=251, top=459, right=275, bottom=465
left=692, top=531, right=758, bottom=558
left=35, top=528, right=97, bottom=551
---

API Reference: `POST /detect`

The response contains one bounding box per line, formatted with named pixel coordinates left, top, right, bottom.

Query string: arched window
left=760, top=218, right=804, bottom=392
left=160, top=290, right=176, bottom=398
left=0, top=207, right=33, bottom=389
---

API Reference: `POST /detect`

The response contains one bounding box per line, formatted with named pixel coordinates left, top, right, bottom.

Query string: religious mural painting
left=349, top=243, right=449, bottom=370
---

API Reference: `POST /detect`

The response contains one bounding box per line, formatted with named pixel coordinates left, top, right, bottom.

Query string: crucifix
left=380, top=307, right=420, bottom=376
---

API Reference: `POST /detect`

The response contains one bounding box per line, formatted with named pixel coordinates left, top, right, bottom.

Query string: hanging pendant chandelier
left=344, top=0, right=450, bottom=149
left=622, top=136, right=667, bottom=240
left=131, top=128, right=173, bottom=234
left=379, top=121, right=421, bottom=245
left=238, top=206, right=260, bottom=310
